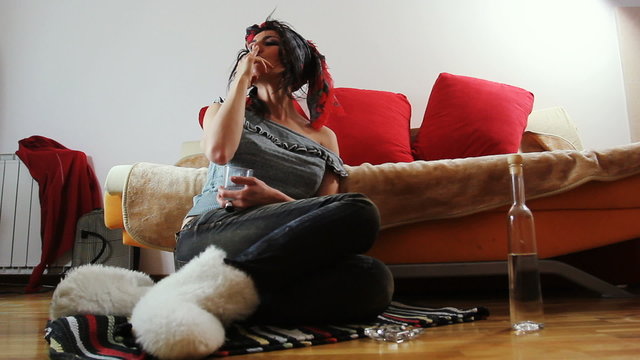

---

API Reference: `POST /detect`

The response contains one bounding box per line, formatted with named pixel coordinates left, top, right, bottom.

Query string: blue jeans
left=175, top=193, right=394, bottom=324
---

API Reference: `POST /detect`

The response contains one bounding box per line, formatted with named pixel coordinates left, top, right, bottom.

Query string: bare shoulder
left=201, top=102, right=223, bottom=128
left=316, top=126, right=340, bottom=155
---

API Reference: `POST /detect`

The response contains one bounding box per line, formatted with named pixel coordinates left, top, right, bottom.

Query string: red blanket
left=16, top=136, right=102, bottom=293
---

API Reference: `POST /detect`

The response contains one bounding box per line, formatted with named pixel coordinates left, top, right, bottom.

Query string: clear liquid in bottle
left=508, top=253, right=544, bottom=332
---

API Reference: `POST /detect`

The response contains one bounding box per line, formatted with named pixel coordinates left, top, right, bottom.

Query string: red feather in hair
left=306, top=40, right=342, bottom=129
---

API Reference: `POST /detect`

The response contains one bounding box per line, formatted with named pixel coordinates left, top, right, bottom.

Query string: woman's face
left=247, top=30, right=284, bottom=80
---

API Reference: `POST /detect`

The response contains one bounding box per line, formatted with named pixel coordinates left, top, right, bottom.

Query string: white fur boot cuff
left=49, top=265, right=154, bottom=320
left=130, top=246, right=260, bottom=359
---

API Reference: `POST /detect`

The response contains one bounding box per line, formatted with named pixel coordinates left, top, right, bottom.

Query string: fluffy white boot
left=49, top=264, right=155, bottom=320
left=130, top=246, right=259, bottom=360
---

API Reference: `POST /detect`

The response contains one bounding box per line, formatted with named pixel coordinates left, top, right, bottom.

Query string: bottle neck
left=510, top=164, right=526, bottom=205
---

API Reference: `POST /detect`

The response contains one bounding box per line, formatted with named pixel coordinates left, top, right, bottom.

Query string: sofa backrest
left=178, top=106, right=583, bottom=168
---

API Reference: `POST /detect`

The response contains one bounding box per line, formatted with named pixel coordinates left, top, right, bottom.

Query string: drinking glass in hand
left=223, top=165, right=253, bottom=212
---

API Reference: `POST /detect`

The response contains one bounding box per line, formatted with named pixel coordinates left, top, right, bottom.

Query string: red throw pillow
left=324, top=88, right=414, bottom=166
left=412, top=73, right=534, bottom=161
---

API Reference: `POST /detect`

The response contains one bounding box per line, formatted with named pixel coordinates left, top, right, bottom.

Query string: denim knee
left=342, top=193, right=379, bottom=219
left=359, top=256, right=395, bottom=317
left=249, top=254, right=394, bottom=324
left=339, top=193, right=381, bottom=253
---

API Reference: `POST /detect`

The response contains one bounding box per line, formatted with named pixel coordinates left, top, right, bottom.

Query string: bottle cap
left=507, top=154, right=524, bottom=166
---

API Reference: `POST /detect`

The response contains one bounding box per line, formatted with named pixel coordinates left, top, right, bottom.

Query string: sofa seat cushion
left=367, top=173, right=640, bottom=263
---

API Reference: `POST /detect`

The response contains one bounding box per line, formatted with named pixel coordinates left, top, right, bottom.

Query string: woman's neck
left=255, top=84, right=304, bottom=126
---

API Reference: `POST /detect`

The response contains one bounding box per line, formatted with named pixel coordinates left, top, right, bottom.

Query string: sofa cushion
left=525, top=106, right=583, bottom=150
left=520, top=131, right=577, bottom=152
left=324, top=88, right=414, bottom=166
left=411, top=73, right=534, bottom=161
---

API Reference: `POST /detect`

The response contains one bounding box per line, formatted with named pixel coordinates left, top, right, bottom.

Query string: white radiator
left=0, top=154, right=70, bottom=274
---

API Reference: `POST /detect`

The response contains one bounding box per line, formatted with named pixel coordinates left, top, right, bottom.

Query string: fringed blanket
left=120, top=143, right=640, bottom=251
left=45, top=302, right=489, bottom=359
left=343, top=142, right=640, bottom=228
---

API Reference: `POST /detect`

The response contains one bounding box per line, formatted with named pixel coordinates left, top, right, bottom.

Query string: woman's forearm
left=202, top=76, right=251, bottom=164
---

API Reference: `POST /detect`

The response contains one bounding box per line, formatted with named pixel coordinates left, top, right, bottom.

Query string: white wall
left=616, top=6, right=640, bottom=141
left=1, top=0, right=638, bottom=274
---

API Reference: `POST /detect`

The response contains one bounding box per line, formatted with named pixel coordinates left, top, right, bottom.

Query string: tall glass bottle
left=507, top=154, right=544, bottom=332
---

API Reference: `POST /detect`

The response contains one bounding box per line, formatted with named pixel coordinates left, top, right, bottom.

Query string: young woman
left=171, top=17, right=394, bottom=323
left=50, top=18, right=393, bottom=359
left=129, top=18, right=394, bottom=358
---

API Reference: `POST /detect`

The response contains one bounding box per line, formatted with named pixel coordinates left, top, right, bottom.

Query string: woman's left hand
left=217, top=176, right=293, bottom=210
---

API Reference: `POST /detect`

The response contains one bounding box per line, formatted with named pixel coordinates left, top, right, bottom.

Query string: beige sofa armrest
left=105, top=165, right=133, bottom=195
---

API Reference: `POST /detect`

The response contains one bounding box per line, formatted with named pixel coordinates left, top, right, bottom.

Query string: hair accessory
left=245, top=22, right=266, bottom=46
left=306, top=40, right=342, bottom=129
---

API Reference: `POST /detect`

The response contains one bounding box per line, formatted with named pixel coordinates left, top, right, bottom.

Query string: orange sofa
left=104, top=107, right=640, bottom=298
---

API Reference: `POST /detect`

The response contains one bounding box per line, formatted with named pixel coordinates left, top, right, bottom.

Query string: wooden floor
left=1, top=285, right=639, bottom=359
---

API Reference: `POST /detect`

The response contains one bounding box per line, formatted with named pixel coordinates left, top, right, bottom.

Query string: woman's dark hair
left=228, top=18, right=333, bottom=127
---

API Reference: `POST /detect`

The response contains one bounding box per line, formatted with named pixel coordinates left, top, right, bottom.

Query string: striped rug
left=45, top=301, right=489, bottom=359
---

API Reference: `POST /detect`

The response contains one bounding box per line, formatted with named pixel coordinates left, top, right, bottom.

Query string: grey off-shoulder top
left=187, top=109, right=347, bottom=216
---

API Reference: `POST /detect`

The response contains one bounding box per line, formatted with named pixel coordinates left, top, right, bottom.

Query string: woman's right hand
left=236, top=46, right=273, bottom=86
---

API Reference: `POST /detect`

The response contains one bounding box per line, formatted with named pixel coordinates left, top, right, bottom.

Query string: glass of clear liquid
left=223, top=165, right=253, bottom=212
left=223, top=165, right=253, bottom=190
